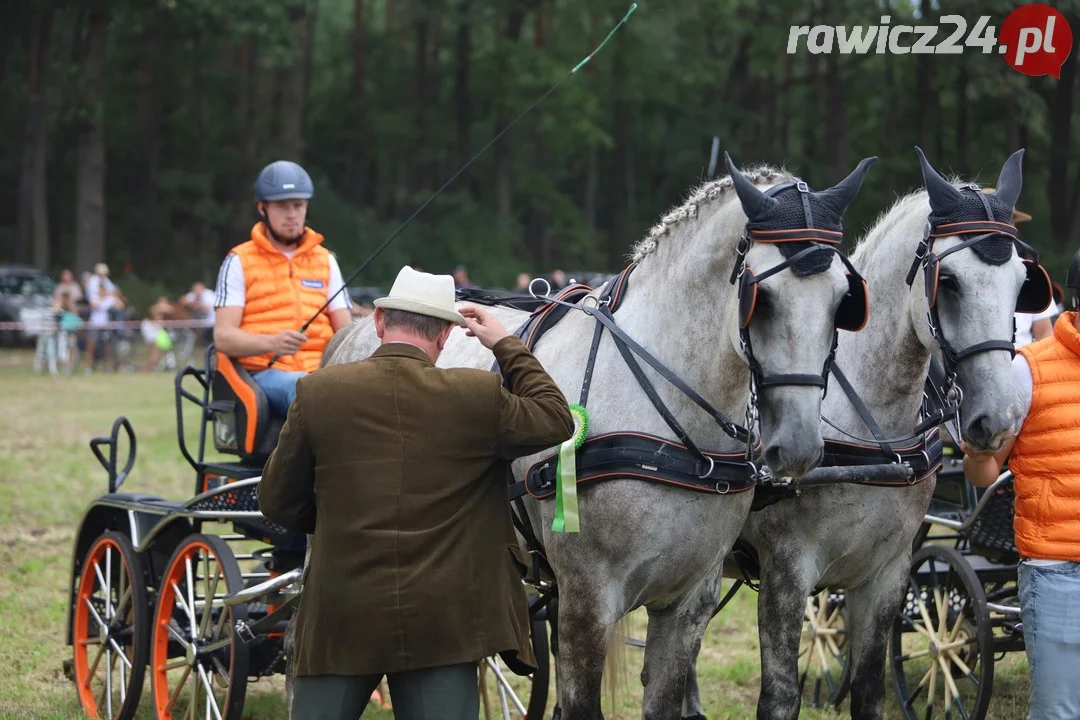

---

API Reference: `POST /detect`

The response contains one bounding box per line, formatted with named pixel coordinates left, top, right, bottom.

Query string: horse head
left=911, top=146, right=1052, bottom=452
left=725, top=153, right=876, bottom=478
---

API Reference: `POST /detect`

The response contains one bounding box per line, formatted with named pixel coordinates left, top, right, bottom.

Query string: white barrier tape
left=0, top=318, right=214, bottom=331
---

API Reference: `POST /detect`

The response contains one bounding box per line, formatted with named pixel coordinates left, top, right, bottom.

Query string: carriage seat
left=208, top=351, right=284, bottom=466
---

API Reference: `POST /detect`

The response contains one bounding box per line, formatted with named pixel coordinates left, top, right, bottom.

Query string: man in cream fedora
left=259, top=265, right=573, bottom=720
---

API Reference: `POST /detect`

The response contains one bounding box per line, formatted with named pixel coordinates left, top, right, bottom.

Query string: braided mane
left=630, top=164, right=796, bottom=263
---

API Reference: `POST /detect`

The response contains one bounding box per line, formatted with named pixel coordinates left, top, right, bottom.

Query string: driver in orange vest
left=213, top=161, right=353, bottom=417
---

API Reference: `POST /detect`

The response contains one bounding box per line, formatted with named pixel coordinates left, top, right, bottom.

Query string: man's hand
left=268, top=330, right=308, bottom=356
left=460, top=305, right=509, bottom=350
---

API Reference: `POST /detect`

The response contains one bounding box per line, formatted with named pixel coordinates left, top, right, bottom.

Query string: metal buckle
left=236, top=619, right=255, bottom=645
left=796, top=181, right=809, bottom=193
left=698, top=455, right=716, bottom=479
left=714, top=480, right=731, bottom=494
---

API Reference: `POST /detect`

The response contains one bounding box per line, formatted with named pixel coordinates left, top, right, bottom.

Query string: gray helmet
left=253, top=160, right=314, bottom=201
left=1067, top=248, right=1080, bottom=302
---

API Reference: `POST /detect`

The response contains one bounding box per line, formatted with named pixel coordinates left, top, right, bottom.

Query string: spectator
left=83, top=264, right=120, bottom=373
left=452, top=264, right=474, bottom=289
left=141, top=296, right=178, bottom=372
left=962, top=247, right=1080, bottom=720
left=181, top=280, right=215, bottom=344
left=53, top=269, right=83, bottom=306
left=550, top=269, right=567, bottom=291
left=515, top=272, right=532, bottom=292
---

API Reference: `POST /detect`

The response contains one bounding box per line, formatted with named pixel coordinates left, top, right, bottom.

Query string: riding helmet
left=253, top=161, right=315, bottom=202
left=1066, top=248, right=1080, bottom=302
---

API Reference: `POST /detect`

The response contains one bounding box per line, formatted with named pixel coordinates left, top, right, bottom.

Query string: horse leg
left=756, top=560, right=815, bottom=720
left=640, top=569, right=724, bottom=720
left=556, top=584, right=622, bottom=720
left=843, top=554, right=909, bottom=720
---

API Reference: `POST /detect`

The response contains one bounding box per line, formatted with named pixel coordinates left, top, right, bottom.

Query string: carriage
left=791, top=440, right=1026, bottom=720
left=64, top=340, right=554, bottom=720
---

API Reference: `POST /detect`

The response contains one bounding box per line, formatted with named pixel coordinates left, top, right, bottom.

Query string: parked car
left=0, top=264, right=56, bottom=347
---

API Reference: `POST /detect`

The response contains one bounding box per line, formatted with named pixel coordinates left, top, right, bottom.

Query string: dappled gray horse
left=300, top=155, right=876, bottom=719
left=720, top=148, right=1051, bottom=720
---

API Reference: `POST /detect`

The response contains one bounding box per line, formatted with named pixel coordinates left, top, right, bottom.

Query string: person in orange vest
left=963, top=247, right=1080, bottom=720
left=213, top=161, right=354, bottom=417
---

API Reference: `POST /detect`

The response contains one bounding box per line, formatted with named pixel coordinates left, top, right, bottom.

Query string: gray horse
left=710, top=148, right=1037, bottom=720
left=298, top=155, right=876, bottom=719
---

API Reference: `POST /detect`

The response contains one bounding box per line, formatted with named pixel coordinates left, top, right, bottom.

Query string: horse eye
left=938, top=275, right=959, bottom=292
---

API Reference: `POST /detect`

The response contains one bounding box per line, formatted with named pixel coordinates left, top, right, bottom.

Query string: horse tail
left=604, top=614, right=631, bottom=714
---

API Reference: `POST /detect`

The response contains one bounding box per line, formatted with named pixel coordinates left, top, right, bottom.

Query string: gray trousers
left=291, top=662, right=479, bottom=720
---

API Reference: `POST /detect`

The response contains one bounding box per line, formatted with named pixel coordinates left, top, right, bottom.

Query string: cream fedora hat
left=374, top=266, right=467, bottom=325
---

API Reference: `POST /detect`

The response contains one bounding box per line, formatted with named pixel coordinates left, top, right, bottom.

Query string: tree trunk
left=410, top=0, right=431, bottom=190
left=914, top=0, right=933, bottom=154
left=494, top=6, right=527, bottom=228
left=453, top=0, right=471, bottom=168
left=279, top=0, right=315, bottom=160
left=1049, top=29, right=1078, bottom=242
left=824, top=50, right=846, bottom=181
left=351, top=0, right=368, bottom=203
left=16, top=8, right=52, bottom=270
left=608, top=28, right=629, bottom=267
left=74, top=5, right=109, bottom=276
left=955, top=57, right=968, bottom=172
left=138, top=12, right=162, bottom=274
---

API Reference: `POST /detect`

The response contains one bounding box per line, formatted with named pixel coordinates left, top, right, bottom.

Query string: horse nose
left=964, top=413, right=1007, bottom=451
left=763, top=442, right=825, bottom=479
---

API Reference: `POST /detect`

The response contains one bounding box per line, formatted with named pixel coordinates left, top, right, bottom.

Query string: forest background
left=4, top=0, right=1080, bottom=307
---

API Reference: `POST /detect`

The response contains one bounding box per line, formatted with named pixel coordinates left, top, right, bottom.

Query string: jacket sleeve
left=257, top=379, right=317, bottom=534
left=491, top=336, right=575, bottom=459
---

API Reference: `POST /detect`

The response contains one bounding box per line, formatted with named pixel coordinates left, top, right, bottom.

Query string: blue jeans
left=251, top=369, right=307, bottom=418
left=1018, top=560, right=1080, bottom=720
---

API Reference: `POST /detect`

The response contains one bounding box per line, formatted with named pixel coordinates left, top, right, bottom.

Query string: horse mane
left=629, top=164, right=796, bottom=263
left=849, top=173, right=971, bottom=264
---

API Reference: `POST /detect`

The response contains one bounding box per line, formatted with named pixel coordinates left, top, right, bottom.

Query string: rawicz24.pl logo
left=786, top=3, right=1073, bottom=78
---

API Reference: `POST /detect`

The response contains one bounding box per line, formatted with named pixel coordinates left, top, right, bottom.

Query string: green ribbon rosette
left=552, top=404, right=589, bottom=533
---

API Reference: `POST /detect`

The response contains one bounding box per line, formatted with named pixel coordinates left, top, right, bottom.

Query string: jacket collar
left=371, top=341, right=434, bottom=365
left=250, top=222, right=325, bottom=257
left=1053, top=311, right=1080, bottom=359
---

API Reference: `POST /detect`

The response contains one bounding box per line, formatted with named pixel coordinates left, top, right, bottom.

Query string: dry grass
left=0, top=349, right=1030, bottom=719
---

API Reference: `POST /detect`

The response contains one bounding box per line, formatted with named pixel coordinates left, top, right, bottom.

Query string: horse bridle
left=730, top=181, right=870, bottom=446
left=904, top=184, right=1053, bottom=440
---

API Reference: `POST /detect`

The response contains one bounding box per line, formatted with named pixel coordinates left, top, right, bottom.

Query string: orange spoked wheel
left=151, top=533, right=249, bottom=720
left=72, top=531, right=150, bottom=720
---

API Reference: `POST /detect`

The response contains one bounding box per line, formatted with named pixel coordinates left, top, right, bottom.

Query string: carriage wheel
left=798, top=588, right=850, bottom=709
left=890, top=544, right=994, bottom=720
left=151, top=533, right=250, bottom=720
left=72, top=531, right=150, bottom=720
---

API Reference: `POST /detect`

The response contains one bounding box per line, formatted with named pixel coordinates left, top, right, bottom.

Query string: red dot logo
left=1000, top=4, right=1073, bottom=78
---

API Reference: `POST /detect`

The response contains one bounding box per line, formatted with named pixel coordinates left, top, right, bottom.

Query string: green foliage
left=2, top=0, right=1080, bottom=298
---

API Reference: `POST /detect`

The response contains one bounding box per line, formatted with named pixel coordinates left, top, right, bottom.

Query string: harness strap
left=521, top=431, right=757, bottom=499
left=829, top=364, right=896, bottom=458
left=580, top=302, right=754, bottom=445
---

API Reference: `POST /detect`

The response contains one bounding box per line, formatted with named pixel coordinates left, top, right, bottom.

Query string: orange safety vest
left=1009, top=311, right=1080, bottom=561
left=230, top=222, right=334, bottom=373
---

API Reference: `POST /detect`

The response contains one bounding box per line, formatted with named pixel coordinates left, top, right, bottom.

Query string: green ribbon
left=552, top=404, right=588, bottom=533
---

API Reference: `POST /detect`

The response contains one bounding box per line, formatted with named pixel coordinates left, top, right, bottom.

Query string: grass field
left=0, top=347, right=1032, bottom=719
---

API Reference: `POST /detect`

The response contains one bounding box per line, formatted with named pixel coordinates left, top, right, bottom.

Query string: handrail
left=89, top=416, right=137, bottom=493
left=923, top=470, right=1013, bottom=531
left=175, top=363, right=209, bottom=471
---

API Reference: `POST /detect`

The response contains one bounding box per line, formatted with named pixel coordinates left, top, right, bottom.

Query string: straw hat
left=374, top=266, right=466, bottom=326
left=981, top=187, right=1031, bottom=224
